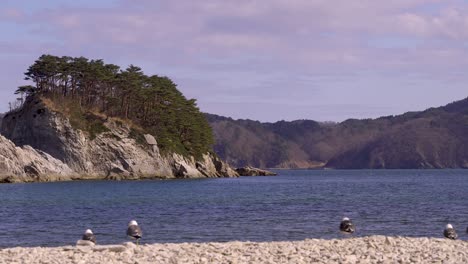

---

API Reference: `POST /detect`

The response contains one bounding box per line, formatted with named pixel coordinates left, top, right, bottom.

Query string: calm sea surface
left=0, top=170, right=467, bottom=247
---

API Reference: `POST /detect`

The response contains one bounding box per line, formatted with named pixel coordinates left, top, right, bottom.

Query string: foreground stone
left=236, top=166, right=277, bottom=176
left=1, top=236, right=466, bottom=264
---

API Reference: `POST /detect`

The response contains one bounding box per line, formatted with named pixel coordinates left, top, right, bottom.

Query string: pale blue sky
left=1, top=0, right=467, bottom=121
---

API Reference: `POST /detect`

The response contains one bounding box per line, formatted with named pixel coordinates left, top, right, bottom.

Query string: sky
left=0, top=0, right=467, bottom=122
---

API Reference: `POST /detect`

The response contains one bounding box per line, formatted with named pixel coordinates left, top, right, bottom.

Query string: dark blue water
left=0, top=170, right=467, bottom=247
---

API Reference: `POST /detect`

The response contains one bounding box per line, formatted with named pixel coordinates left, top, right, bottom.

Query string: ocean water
left=0, top=170, right=467, bottom=247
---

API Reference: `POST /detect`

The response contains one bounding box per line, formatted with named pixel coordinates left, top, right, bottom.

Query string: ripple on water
left=0, top=169, right=467, bottom=247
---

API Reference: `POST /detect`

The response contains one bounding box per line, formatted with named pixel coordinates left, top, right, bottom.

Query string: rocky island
left=0, top=55, right=238, bottom=183
left=236, top=166, right=277, bottom=176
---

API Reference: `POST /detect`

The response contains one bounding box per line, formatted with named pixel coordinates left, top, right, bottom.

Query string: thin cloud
left=0, top=0, right=467, bottom=120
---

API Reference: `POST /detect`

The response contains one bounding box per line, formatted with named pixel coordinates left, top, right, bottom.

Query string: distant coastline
left=207, top=97, right=468, bottom=170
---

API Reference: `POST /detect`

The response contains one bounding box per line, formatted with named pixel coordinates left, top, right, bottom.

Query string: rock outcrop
left=0, top=134, right=73, bottom=183
left=235, top=166, right=277, bottom=176
left=0, top=97, right=238, bottom=182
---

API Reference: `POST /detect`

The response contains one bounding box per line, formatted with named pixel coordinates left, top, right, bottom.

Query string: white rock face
left=0, top=97, right=238, bottom=183
left=0, top=135, right=73, bottom=183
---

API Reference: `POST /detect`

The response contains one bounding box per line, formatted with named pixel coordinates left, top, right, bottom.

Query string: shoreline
left=1, top=236, right=466, bottom=263
left=2, top=168, right=467, bottom=184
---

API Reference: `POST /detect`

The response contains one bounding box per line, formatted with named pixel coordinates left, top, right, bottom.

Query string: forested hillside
left=207, top=97, right=468, bottom=169
left=13, top=55, right=213, bottom=159
left=7, top=55, right=468, bottom=170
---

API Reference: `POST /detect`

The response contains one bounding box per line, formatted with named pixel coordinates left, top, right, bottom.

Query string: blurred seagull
left=82, top=229, right=96, bottom=244
left=444, top=224, right=457, bottom=240
left=339, top=217, right=355, bottom=234
left=127, top=220, right=143, bottom=245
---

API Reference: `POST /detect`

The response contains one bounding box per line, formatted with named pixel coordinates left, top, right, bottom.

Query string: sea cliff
left=0, top=97, right=238, bottom=183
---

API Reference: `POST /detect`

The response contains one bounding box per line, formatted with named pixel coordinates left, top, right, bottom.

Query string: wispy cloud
left=0, top=0, right=467, bottom=121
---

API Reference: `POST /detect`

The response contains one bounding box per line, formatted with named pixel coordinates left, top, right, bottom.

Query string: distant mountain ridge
left=207, top=97, right=468, bottom=169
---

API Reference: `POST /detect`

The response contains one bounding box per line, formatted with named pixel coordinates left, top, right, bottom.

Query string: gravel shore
left=0, top=236, right=466, bottom=264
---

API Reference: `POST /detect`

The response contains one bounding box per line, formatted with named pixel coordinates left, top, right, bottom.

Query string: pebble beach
left=1, top=236, right=466, bottom=264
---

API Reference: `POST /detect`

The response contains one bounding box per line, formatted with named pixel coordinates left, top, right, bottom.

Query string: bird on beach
left=127, top=220, right=143, bottom=245
left=82, top=229, right=97, bottom=244
left=443, top=224, right=457, bottom=240
left=339, top=217, right=355, bottom=234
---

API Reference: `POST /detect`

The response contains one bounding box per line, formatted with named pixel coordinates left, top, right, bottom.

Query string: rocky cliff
left=0, top=97, right=238, bottom=182
left=0, top=134, right=73, bottom=183
left=207, top=97, right=468, bottom=169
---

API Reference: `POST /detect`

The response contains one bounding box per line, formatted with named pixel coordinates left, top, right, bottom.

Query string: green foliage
left=51, top=98, right=110, bottom=140
left=84, top=113, right=111, bottom=140
left=20, top=54, right=214, bottom=158
left=129, top=128, right=147, bottom=147
left=15, top=85, right=36, bottom=96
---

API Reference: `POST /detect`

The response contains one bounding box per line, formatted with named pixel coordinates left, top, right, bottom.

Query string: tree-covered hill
left=207, top=97, right=468, bottom=169
left=14, top=54, right=214, bottom=159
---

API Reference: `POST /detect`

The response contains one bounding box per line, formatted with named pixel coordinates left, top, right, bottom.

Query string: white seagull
left=339, top=217, right=355, bottom=234
left=127, top=220, right=143, bottom=245
left=82, top=229, right=96, bottom=244
left=443, top=224, right=457, bottom=240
